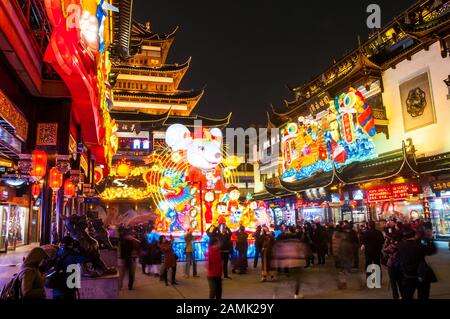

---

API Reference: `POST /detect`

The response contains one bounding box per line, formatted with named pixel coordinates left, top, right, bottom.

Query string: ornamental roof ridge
left=287, top=0, right=447, bottom=96
left=131, top=20, right=179, bottom=40
left=114, top=88, right=204, bottom=100
left=111, top=56, right=191, bottom=72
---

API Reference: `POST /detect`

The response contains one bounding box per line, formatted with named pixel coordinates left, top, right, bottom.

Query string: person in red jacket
left=207, top=236, right=223, bottom=299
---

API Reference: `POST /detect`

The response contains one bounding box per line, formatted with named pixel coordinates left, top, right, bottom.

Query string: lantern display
left=64, top=179, right=76, bottom=198
left=143, top=169, right=152, bottom=184
left=31, top=183, right=41, bottom=199
left=49, top=167, right=63, bottom=191
left=116, top=158, right=131, bottom=177
left=31, top=150, right=47, bottom=178
left=94, top=167, right=104, bottom=185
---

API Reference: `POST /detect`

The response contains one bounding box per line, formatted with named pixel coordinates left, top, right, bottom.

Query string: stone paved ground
left=1, top=242, right=449, bottom=299
left=119, top=241, right=450, bottom=299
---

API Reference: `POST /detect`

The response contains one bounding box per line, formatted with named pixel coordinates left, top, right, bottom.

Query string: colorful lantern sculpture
left=49, top=167, right=63, bottom=191
left=31, top=150, right=47, bottom=178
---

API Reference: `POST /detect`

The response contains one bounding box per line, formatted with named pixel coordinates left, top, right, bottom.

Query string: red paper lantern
left=64, top=179, right=76, bottom=197
left=49, top=167, right=63, bottom=191
left=31, top=150, right=47, bottom=178
left=31, top=183, right=41, bottom=199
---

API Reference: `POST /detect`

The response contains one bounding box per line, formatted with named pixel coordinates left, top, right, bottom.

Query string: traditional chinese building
left=110, top=21, right=205, bottom=116
left=256, top=0, right=450, bottom=237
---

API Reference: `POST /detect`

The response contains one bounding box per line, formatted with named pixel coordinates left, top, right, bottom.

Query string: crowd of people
left=0, top=218, right=442, bottom=300
left=203, top=218, right=439, bottom=299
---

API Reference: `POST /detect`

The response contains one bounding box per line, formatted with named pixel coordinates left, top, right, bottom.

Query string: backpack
left=0, top=269, right=28, bottom=300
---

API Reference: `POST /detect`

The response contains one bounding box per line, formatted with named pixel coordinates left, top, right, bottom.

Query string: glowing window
left=143, top=140, right=150, bottom=149
left=133, top=139, right=141, bottom=149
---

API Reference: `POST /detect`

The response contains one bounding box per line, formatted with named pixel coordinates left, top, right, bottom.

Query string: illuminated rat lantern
left=165, top=124, right=224, bottom=189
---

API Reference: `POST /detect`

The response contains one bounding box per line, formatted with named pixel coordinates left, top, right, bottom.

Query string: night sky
left=133, top=0, right=417, bottom=127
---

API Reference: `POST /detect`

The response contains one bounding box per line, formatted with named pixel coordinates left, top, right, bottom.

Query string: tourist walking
left=118, top=227, right=141, bottom=290
left=207, top=236, right=223, bottom=299
left=139, top=233, right=152, bottom=275
left=208, top=224, right=233, bottom=279
left=313, top=223, right=328, bottom=265
left=397, top=227, right=437, bottom=299
left=332, top=224, right=354, bottom=289
left=383, top=224, right=403, bottom=299
left=253, top=226, right=264, bottom=268
left=235, top=225, right=248, bottom=274
left=148, top=238, right=163, bottom=277
left=261, top=227, right=275, bottom=282
left=361, top=221, right=385, bottom=277
left=159, top=235, right=178, bottom=286
left=184, top=229, right=198, bottom=278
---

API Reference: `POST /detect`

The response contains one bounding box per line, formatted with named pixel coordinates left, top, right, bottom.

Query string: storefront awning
left=279, top=170, right=337, bottom=192
left=415, top=152, right=450, bottom=175
left=336, top=148, right=409, bottom=184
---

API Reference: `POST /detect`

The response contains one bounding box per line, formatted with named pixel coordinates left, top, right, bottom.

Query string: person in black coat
left=139, top=234, right=151, bottom=275
left=235, top=226, right=248, bottom=274
left=253, top=226, right=264, bottom=268
left=361, top=221, right=385, bottom=276
left=397, top=227, right=437, bottom=299
left=312, top=223, right=328, bottom=265
left=148, top=239, right=163, bottom=277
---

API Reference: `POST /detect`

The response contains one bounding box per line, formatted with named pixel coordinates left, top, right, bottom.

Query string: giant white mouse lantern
left=165, top=124, right=223, bottom=171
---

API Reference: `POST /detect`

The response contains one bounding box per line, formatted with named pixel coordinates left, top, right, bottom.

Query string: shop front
left=297, top=188, right=328, bottom=224
left=265, top=196, right=297, bottom=226
left=366, top=182, right=424, bottom=222
left=328, top=189, right=368, bottom=225
left=428, top=180, right=450, bottom=240
left=0, top=185, right=32, bottom=252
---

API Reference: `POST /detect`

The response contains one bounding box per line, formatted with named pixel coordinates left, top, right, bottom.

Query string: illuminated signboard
left=281, top=88, right=377, bottom=181
left=431, top=180, right=450, bottom=193
left=367, top=187, right=391, bottom=202
left=391, top=183, right=420, bottom=199
left=368, top=183, right=421, bottom=202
